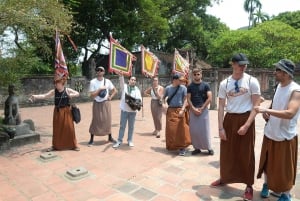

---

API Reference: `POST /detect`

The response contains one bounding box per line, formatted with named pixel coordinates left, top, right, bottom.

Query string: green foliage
left=208, top=21, right=300, bottom=68
left=272, top=11, right=300, bottom=30
left=0, top=45, right=52, bottom=88
left=0, top=0, right=74, bottom=66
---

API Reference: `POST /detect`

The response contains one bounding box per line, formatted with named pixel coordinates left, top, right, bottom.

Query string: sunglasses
left=96, top=69, right=104, bottom=72
left=234, top=80, right=239, bottom=93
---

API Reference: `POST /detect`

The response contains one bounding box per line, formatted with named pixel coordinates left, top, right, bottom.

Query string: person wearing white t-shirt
left=255, top=59, right=300, bottom=201
left=211, top=53, right=261, bottom=201
left=88, top=66, right=118, bottom=146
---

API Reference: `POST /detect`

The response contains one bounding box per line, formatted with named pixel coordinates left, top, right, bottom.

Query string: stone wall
left=0, top=68, right=282, bottom=110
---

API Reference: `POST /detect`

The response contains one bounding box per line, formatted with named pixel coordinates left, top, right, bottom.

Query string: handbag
left=125, top=93, right=142, bottom=111
left=71, top=104, right=81, bottom=124
left=98, top=78, right=107, bottom=98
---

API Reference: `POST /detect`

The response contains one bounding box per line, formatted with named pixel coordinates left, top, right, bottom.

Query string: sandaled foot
left=210, top=179, right=224, bottom=187
left=73, top=147, right=80, bottom=151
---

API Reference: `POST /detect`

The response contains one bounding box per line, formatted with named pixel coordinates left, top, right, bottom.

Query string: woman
left=144, top=76, right=164, bottom=138
left=29, top=75, right=80, bottom=151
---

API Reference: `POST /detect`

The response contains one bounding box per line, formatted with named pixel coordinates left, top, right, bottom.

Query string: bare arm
left=29, top=89, right=55, bottom=102
left=143, top=87, right=151, bottom=96
left=157, top=85, right=164, bottom=99
left=238, top=94, right=261, bottom=135
left=202, top=91, right=212, bottom=109
left=66, top=88, right=80, bottom=99
left=255, top=91, right=300, bottom=119
left=89, top=86, right=106, bottom=99
left=218, top=98, right=227, bottom=140
left=108, top=87, right=118, bottom=101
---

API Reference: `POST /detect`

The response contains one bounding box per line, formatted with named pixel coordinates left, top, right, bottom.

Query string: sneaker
left=208, top=149, right=214, bottom=155
left=179, top=149, right=186, bottom=156
left=87, top=141, right=94, bottom=147
left=278, top=194, right=291, bottom=201
left=271, top=191, right=282, bottom=198
left=243, top=186, right=253, bottom=201
left=156, top=132, right=160, bottom=138
left=128, top=142, right=134, bottom=147
left=113, top=141, right=121, bottom=148
left=260, top=183, right=269, bottom=198
left=191, top=149, right=201, bottom=155
left=152, top=130, right=157, bottom=135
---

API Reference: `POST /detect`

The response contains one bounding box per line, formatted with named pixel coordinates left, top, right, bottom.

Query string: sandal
left=210, top=179, right=224, bottom=187
left=73, top=147, right=80, bottom=151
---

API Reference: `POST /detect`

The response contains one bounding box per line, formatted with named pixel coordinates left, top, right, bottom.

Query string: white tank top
left=264, top=81, right=300, bottom=141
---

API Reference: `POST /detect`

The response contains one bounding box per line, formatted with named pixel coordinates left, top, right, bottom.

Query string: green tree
left=0, top=0, right=74, bottom=86
left=252, top=8, right=270, bottom=26
left=67, top=0, right=169, bottom=77
left=0, top=0, right=73, bottom=59
left=208, top=21, right=300, bottom=68
left=272, top=11, right=300, bottom=30
left=161, top=0, right=228, bottom=60
left=243, top=0, right=262, bottom=28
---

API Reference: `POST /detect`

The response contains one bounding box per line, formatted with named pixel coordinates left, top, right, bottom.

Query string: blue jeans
left=117, top=110, right=137, bottom=143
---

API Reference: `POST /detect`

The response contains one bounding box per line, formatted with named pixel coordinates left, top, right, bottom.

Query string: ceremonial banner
left=141, top=45, right=160, bottom=77
left=55, top=31, right=68, bottom=78
left=173, top=48, right=189, bottom=75
left=109, top=36, right=135, bottom=76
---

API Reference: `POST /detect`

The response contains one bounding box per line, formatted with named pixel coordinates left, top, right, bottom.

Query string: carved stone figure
left=3, top=85, right=21, bottom=125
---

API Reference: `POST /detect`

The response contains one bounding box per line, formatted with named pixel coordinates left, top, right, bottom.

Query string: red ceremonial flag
left=55, top=30, right=68, bottom=79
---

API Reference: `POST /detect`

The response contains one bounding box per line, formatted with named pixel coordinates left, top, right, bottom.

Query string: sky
left=206, top=0, right=300, bottom=30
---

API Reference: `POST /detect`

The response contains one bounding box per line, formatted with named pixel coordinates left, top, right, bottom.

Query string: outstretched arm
left=29, top=89, right=55, bottom=102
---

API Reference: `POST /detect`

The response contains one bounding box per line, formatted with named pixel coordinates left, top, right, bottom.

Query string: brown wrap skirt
left=89, top=101, right=112, bottom=136
left=257, top=135, right=298, bottom=192
left=165, top=108, right=191, bottom=150
left=53, top=106, right=77, bottom=150
left=220, top=111, right=255, bottom=185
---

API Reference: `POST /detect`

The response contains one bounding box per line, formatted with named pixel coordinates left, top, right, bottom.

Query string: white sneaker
left=113, top=141, right=121, bottom=148
left=128, top=142, right=134, bottom=147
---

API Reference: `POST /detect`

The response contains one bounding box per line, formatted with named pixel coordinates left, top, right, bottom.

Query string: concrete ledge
left=0, top=133, right=40, bottom=153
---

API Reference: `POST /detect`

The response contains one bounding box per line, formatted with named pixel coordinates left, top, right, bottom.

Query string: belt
left=227, top=111, right=251, bottom=115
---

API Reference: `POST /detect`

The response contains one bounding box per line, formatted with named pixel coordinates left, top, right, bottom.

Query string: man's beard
left=194, top=78, right=201, bottom=82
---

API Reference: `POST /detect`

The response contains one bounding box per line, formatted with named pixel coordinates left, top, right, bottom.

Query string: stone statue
left=3, top=85, right=21, bottom=125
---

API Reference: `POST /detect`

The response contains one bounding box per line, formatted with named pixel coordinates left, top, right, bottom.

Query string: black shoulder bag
left=166, top=86, right=180, bottom=105
left=66, top=88, right=81, bottom=124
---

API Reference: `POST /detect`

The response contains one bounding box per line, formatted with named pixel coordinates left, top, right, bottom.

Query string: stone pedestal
left=0, top=119, right=40, bottom=153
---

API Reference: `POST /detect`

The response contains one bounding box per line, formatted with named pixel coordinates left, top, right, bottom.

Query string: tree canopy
left=208, top=21, right=300, bottom=68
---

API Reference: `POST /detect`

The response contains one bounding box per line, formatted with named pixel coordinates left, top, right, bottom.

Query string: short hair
left=192, top=67, right=202, bottom=73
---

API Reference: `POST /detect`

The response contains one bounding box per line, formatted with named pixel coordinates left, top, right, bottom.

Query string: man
left=88, top=66, right=118, bottom=146
left=187, top=67, right=214, bottom=155
left=113, top=73, right=142, bottom=148
left=255, top=59, right=300, bottom=201
left=163, top=74, right=191, bottom=156
left=211, top=53, right=261, bottom=201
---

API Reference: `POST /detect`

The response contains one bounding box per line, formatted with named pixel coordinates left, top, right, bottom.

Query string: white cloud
left=207, top=0, right=300, bottom=30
